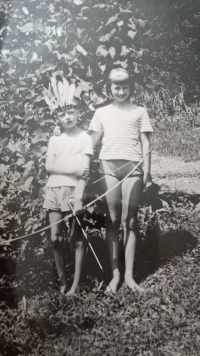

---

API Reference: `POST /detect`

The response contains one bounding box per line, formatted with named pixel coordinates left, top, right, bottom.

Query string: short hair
left=106, top=68, right=135, bottom=97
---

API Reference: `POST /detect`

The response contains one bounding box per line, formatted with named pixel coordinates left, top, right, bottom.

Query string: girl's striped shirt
left=89, top=104, right=153, bottom=161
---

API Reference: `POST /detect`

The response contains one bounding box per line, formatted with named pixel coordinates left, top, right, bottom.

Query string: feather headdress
left=43, top=74, right=91, bottom=112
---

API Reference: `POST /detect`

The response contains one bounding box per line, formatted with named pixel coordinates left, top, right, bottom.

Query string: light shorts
left=100, top=160, right=143, bottom=181
left=43, top=186, right=76, bottom=212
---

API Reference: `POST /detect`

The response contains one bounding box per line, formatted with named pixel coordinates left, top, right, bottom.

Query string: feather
left=44, top=92, right=54, bottom=110
left=67, top=83, right=76, bottom=104
left=51, top=77, right=59, bottom=102
left=57, top=81, right=65, bottom=106
left=74, top=86, right=82, bottom=99
left=62, top=78, right=70, bottom=105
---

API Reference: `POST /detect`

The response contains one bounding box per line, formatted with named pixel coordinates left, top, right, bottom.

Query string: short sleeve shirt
left=89, top=104, right=153, bottom=161
left=46, top=130, right=93, bottom=187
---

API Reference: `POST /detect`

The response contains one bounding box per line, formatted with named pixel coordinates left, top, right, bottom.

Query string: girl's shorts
left=100, top=160, right=143, bottom=181
left=43, top=186, right=76, bottom=212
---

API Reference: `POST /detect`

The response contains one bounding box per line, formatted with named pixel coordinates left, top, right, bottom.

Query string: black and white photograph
left=0, top=0, right=200, bottom=355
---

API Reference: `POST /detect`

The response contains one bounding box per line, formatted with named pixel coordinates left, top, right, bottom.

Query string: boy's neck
left=63, top=125, right=80, bottom=135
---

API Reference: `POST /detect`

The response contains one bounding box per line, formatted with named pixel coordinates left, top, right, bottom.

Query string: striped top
left=89, top=104, right=153, bottom=161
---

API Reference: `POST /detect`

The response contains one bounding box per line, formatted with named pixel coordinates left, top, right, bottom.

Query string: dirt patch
left=152, top=153, right=200, bottom=194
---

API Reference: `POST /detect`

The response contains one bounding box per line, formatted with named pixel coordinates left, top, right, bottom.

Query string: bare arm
left=89, top=131, right=102, bottom=148
left=141, top=132, right=152, bottom=187
left=74, top=154, right=91, bottom=214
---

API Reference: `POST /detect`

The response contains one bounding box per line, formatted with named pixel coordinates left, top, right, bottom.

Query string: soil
left=152, top=153, right=200, bottom=195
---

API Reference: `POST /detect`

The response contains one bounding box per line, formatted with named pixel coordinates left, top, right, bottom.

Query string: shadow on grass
left=135, top=229, right=197, bottom=284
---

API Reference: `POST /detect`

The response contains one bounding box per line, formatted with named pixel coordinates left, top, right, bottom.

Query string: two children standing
left=43, top=68, right=153, bottom=296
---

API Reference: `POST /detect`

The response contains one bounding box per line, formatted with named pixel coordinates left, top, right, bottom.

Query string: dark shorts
left=99, top=160, right=143, bottom=181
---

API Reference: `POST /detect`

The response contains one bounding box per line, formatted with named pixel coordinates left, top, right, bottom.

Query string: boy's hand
left=74, top=199, right=84, bottom=215
left=143, top=172, right=153, bottom=191
left=53, top=126, right=61, bottom=136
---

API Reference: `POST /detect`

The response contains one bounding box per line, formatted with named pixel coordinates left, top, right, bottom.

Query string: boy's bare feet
left=66, top=286, right=79, bottom=296
left=125, top=275, right=144, bottom=293
left=105, top=273, right=120, bottom=294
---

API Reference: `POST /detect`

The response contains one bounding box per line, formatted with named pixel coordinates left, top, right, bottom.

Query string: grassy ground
left=152, top=119, right=200, bottom=162
left=1, top=121, right=200, bottom=355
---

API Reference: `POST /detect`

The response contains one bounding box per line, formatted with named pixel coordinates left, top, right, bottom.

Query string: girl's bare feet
left=125, top=275, right=144, bottom=293
left=66, top=286, right=79, bottom=296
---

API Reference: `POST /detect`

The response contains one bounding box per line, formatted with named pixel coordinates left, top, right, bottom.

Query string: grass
left=1, top=192, right=200, bottom=355
left=151, top=116, right=200, bottom=162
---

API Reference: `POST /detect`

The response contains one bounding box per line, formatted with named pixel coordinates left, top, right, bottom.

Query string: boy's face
left=57, top=108, right=79, bottom=129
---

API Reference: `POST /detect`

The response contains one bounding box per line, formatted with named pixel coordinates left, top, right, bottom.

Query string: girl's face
left=110, top=82, right=130, bottom=103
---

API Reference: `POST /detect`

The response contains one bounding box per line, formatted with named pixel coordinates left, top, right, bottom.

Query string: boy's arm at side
left=141, top=132, right=152, bottom=188
left=74, top=154, right=91, bottom=214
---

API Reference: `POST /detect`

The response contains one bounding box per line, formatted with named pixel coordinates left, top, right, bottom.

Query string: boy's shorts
left=43, top=186, right=76, bottom=212
left=100, top=160, right=143, bottom=181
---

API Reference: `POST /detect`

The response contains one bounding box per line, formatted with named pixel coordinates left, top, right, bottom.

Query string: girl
left=89, top=68, right=153, bottom=293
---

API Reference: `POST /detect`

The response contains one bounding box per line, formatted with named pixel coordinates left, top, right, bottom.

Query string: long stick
left=67, top=200, right=104, bottom=273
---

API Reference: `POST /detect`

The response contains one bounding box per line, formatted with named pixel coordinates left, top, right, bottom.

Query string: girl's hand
left=53, top=126, right=61, bottom=136
left=143, top=172, right=153, bottom=191
left=77, top=167, right=90, bottom=179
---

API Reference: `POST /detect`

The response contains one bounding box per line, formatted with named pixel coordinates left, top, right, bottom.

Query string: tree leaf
left=106, top=16, right=118, bottom=26
left=96, top=45, right=108, bottom=57
left=22, top=7, right=29, bottom=15
left=37, top=62, right=57, bottom=74
left=76, top=44, right=87, bottom=56
left=108, top=47, right=116, bottom=58
left=74, top=0, right=84, bottom=4
left=128, top=30, right=137, bottom=39
left=99, top=28, right=116, bottom=42
left=117, top=20, right=124, bottom=27
left=23, top=112, right=34, bottom=123
left=120, top=45, right=130, bottom=56
left=24, top=176, right=33, bottom=189
left=11, top=49, right=26, bottom=59
left=31, top=134, right=48, bottom=144
left=18, top=22, right=34, bottom=34
left=49, top=4, right=55, bottom=12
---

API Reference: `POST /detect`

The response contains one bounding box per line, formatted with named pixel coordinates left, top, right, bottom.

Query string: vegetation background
left=0, top=0, right=200, bottom=355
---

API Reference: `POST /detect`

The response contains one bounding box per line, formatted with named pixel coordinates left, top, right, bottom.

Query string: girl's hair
left=106, top=68, right=135, bottom=98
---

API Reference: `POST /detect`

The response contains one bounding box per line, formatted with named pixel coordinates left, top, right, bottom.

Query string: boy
left=43, top=75, right=93, bottom=296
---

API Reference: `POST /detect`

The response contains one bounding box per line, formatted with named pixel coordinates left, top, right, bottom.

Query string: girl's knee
left=51, top=233, right=64, bottom=244
left=122, top=217, right=137, bottom=231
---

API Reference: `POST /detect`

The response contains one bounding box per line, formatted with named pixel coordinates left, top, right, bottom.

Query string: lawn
left=1, top=182, right=200, bottom=355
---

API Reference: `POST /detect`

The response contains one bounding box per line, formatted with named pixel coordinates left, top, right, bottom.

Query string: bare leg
left=49, top=211, right=67, bottom=294
left=122, top=177, right=144, bottom=292
left=66, top=219, right=84, bottom=296
left=101, top=175, right=121, bottom=293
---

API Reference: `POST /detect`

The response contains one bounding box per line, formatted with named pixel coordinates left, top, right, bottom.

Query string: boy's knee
left=107, top=216, right=120, bottom=229
left=51, top=233, right=63, bottom=243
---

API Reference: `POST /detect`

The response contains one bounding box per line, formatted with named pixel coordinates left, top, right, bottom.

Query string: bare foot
left=60, top=285, right=67, bottom=295
left=66, top=286, right=79, bottom=297
left=105, top=275, right=120, bottom=294
left=125, top=276, right=144, bottom=293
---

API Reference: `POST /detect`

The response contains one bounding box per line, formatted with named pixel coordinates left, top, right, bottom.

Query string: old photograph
left=0, top=0, right=200, bottom=355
